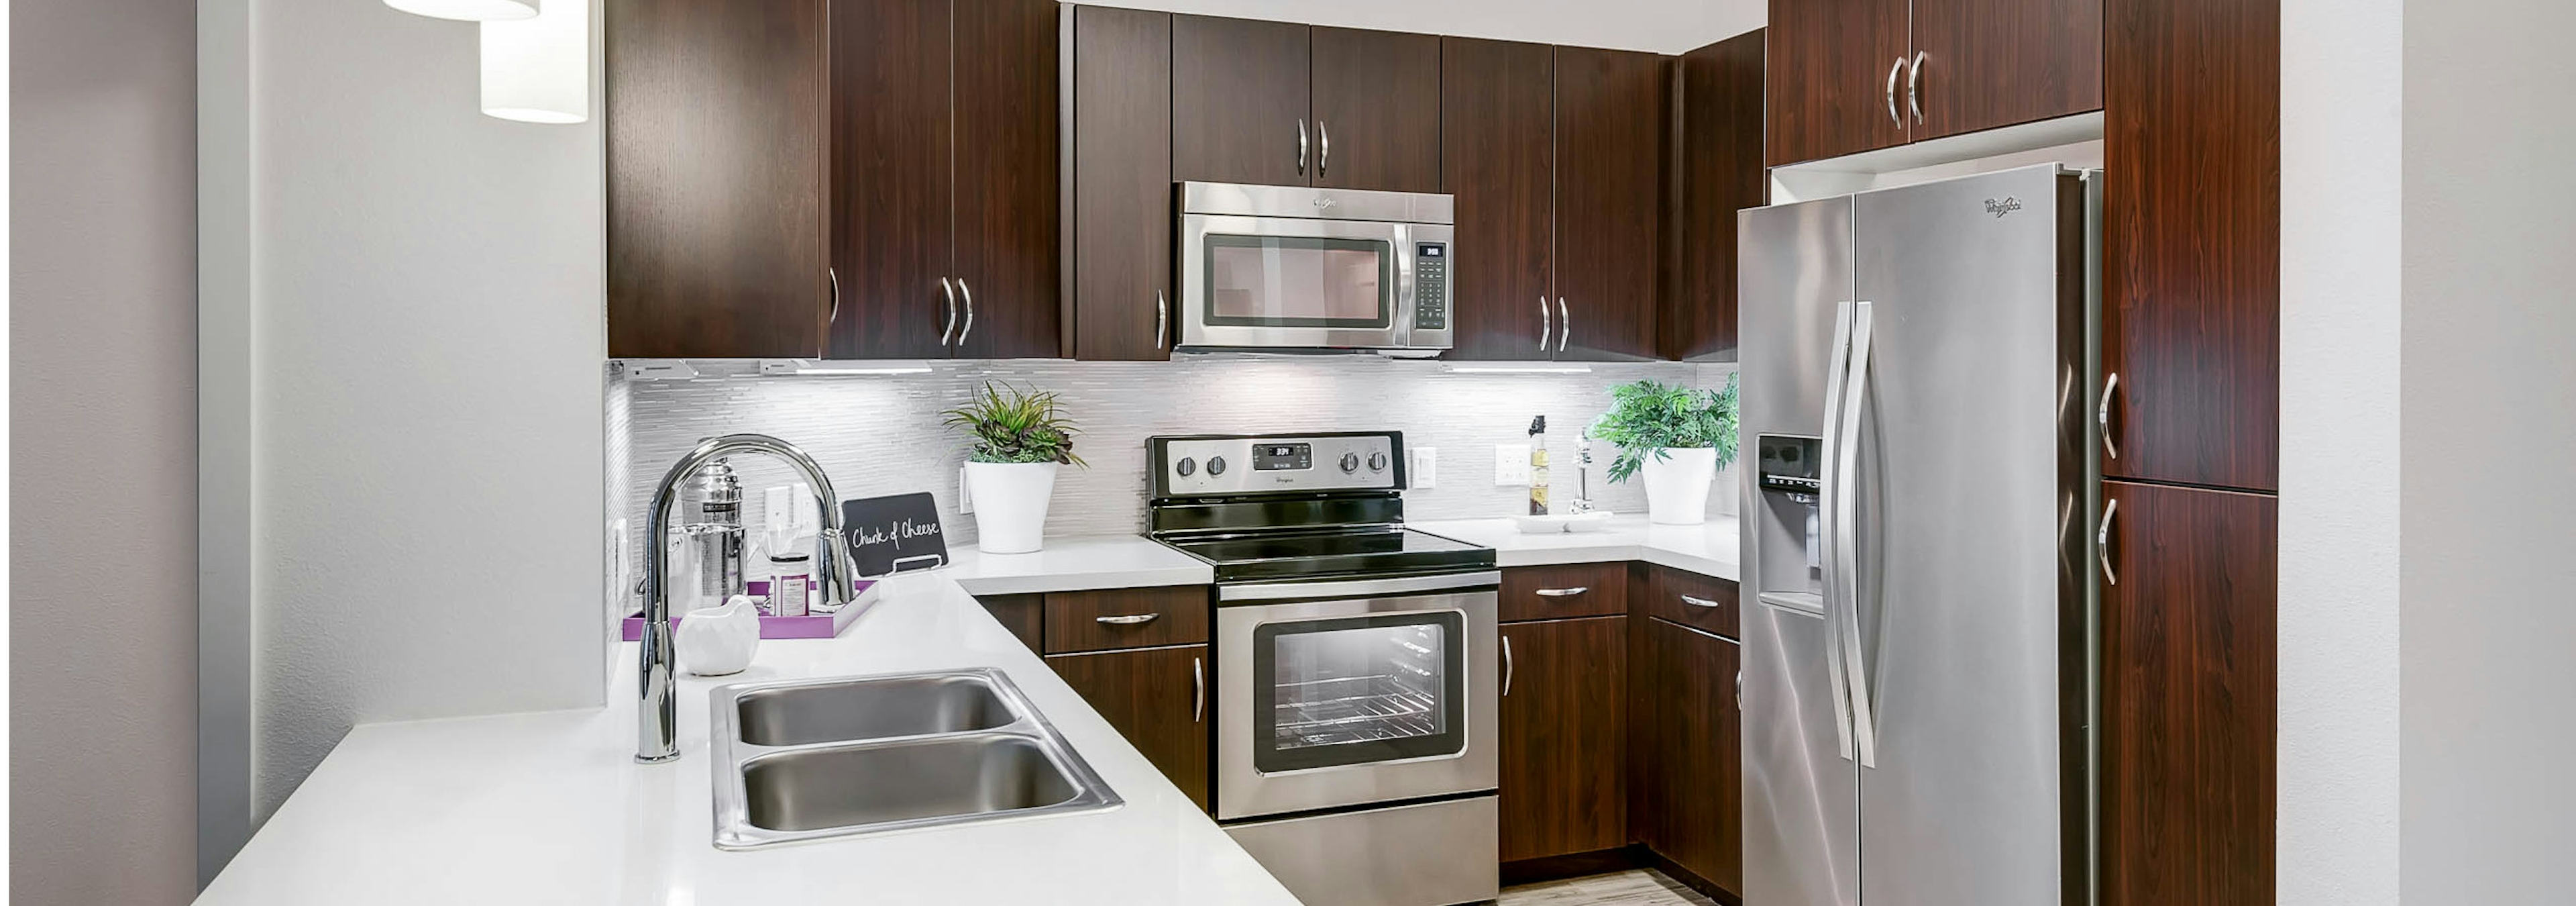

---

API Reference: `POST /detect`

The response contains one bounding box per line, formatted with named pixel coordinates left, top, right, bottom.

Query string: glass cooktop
left=1159, top=527, right=1495, bottom=585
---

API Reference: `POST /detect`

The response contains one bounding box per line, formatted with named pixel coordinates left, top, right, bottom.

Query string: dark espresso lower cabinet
left=1046, top=644, right=1211, bottom=811
left=1634, top=615, right=1743, bottom=896
left=1500, top=615, right=1629, bottom=862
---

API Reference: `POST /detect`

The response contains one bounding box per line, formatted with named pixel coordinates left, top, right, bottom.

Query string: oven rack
left=1273, top=674, right=1441, bottom=745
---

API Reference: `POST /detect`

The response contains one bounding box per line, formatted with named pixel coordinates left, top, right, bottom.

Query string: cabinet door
left=1553, top=47, right=1664, bottom=361
left=1638, top=616, right=1744, bottom=895
left=1048, top=644, right=1212, bottom=811
left=950, top=0, right=1061, bottom=358
left=1667, top=30, right=1766, bottom=362
left=1499, top=616, right=1628, bottom=862
left=827, top=0, right=952, bottom=358
left=1438, top=37, right=1555, bottom=361
left=1308, top=28, right=1442, bottom=193
left=1764, top=0, right=1911, bottom=166
left=1067, top=5, right=1173, bottom=361
left=1910, top=0, right=2102, bottom=141
left=2102, top=0, right=2279, bottom=491
left=1172, top=15, right=1309, bottom=186
left=2098, top=481, right=2275, bottom=906
left=606, top=0, right=826, bottom=358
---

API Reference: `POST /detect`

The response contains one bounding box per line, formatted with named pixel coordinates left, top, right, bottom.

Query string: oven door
left=1216, top=574, right=1499, bottom=819
left=1179, top=213, right=1453, bottom=352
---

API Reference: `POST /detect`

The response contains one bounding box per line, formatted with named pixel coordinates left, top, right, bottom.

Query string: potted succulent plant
left=1587, top=376, right=1740, bottom=525
left=945, top=382, right=1085, bottom=553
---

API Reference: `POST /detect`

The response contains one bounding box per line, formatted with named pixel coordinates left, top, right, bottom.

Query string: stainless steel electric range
left=1148, top=431, right=1500, bottom=906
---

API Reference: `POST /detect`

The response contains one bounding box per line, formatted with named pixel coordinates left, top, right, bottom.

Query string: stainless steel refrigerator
left=1736, top=164, right=2098, bottom=906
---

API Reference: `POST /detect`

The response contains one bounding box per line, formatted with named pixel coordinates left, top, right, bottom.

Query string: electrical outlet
left=1413, top=446, right=1438, bottom=489
left=1495, top=444, right=1532, bottom=486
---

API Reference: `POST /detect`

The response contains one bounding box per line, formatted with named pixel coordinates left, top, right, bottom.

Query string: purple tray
left=621, top=579, right=875, bottom=641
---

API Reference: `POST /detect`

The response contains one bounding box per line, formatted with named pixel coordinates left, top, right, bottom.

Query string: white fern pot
left=1642, top=447, right=1719, bottom=525
left=966, top=461, right=1059, bottom=554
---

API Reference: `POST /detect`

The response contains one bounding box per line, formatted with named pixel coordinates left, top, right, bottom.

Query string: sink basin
left=734, top=674, right=1017, bottom=746
left=709, top=668, right=1120, bottom=848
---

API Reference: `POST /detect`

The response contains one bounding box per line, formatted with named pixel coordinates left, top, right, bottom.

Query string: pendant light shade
left=480, top=0, right=588, bottom=123
left=386, top=0, right=537, bottom=21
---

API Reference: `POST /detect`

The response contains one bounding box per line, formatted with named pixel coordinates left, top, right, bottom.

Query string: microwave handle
left=1537, top=296, right=1551, bottom=352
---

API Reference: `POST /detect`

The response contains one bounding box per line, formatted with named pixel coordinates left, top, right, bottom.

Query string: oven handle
left=1216, top=570, right=1503, bottom=603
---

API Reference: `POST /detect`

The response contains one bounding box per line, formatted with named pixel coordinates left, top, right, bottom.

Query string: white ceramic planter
left=1641, top=446, right=1718, bottom=525
left=965, top=460, right=1059, bottom=554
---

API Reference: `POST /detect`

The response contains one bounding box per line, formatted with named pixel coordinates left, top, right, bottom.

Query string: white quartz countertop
left=943, top=533, right=1214, bottom=595
left=195, top=570, right=1297, bottom=906
left=1409, top=513, right=1741, bottom=581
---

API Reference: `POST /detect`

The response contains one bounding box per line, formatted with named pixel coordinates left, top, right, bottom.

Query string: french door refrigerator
left=1736, top=164, right=2098, bottom=906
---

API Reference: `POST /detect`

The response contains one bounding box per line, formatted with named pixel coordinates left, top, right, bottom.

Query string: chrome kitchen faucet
left=637, top=434, right=857, bottom=762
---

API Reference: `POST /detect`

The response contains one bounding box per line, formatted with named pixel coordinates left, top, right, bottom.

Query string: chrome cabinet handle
left=1501, top=634, right=1515, bottom=697
left=956, top=278, right=975, bottom=348
left=1297, top=119, right=1309, bottom=175
left=1155, top=291, right=1167, bottom=350
left=823, top=268, right=840, bottom=358
left=1318, top=120, right=1330, bottom=176
left=1193, top=656, right=1205, bottom=723
left=1558, top=297, right=1571, bottom=352
left=2097, top=498, right=2119, bottom=586
left=1538, top=295, right=1551, bottom=352
left=2099, top=372, right=2121, bottom=459
left=1907, top=52, right=1925, bottom=124
left=1534, top=587, right=1589, bottom=598
left=1680, top=595, right=1721, bottom=609
left=1094, top=613, right=1160, bottom=625
left=938, top=278, right=958, bottom=346
left=1885, top=57, right=1906, bottom=128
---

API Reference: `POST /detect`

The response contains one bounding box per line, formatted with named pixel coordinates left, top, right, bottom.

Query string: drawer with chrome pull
left=1042, top=585, right=1213, bottom=654
left=1635, top=563, right=1738, bottom=639
left=1498, top=562, right=1626, bottom=622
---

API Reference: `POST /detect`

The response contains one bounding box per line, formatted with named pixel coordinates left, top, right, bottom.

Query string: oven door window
left=1203, top=235, right=1394, bottom=328
left=1253, top=611, right=1467, bottom=772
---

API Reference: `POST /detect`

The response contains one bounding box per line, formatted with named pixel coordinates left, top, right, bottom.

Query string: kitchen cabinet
left=605, top=0, right=826, bottom=358
left=1634, top=615, right=1743, bottom=897
left=1764, top=0, right=2102, bottom=166
left=1552, top=47, right=1666, bottom=361
left=1664, top=30, right=1766, bottom=362
left=1042, top=585, right=1210, bottom=654
left=1499, top=615, right=1629, bottom=863
left=949, top=0, right=1065, bottom=358
left=1499, top=563, right=1627, bottom=622
left=2101, top=0, right=2279, bottom=492
left=1171, top=15, right=1311, bottom=187
left=1308, top=28, right=1444, bottom=193
left=1065, top=5, right=1174, bottom=361
left=1048, top=644, right=1212, bottom=811
left=979, top=593, right=1044, bottom=654
left=2097, top=481, right=2275, bottom=906
left=1438, top=36, right=1556, bottom=360
left=1633, top=563, right=1739, bottom=638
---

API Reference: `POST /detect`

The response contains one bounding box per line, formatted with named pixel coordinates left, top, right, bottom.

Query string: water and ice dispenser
left=1752, top=434, right=1826, bottom=607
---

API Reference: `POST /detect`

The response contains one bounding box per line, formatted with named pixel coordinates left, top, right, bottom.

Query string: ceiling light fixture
left=387, top=0, right=537, bottom=22
left=480, top=0, right=588, bottom=123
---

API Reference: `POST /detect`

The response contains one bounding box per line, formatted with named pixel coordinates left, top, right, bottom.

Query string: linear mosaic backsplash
left=604, top=356, right=1738, bottom=603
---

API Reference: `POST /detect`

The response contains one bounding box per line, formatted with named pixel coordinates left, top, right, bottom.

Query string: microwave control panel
left=1412, top=244, right=1448, bottom=330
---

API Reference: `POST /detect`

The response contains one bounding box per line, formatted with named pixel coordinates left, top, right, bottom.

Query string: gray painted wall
left=10, top=0, right=202, bottom=901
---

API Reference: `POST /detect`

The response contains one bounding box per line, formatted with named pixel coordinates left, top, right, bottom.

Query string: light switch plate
left=1495, top=444, right=1532, bottom=486
left=1413, top=446, right=1438, bottom=489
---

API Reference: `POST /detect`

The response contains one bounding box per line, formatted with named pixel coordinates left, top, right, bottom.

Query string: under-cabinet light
left=479, top=0, right=587, bottom=123
left=759, top=360, right=937, bottom=377
left=1444, top=363, right=1596, bottom=374
left=388, top=0, right=536, bottom=22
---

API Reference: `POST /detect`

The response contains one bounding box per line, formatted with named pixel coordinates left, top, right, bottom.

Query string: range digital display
left=1253, top=443, right=1313, bottom=471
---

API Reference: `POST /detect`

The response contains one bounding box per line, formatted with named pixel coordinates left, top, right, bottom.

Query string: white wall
left=10, top=0, right=203, bottom=901
left=1091, top=0, right=1763, bottom=54
left=219, top=0, right=608, bottom=825
left=2400, top=1, right=2576, bottom=901
left=2277, top=0, right=2403, bottom=903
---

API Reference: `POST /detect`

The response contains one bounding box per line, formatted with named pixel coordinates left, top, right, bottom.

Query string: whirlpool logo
left=1983, top=197, right=2024, bottom=218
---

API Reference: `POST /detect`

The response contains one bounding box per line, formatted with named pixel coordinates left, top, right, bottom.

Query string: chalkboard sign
left=839, top=492, right=951, bottom=578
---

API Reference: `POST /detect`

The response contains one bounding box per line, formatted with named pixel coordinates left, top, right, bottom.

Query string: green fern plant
left=944, top=382, right=1086, bottom=466
left=1585, top=375, right=1739, bottom=484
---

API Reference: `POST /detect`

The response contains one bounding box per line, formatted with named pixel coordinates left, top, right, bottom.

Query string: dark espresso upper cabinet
left=1066, top=4, right=1174, bottom=361
left=1666, top=30, right=1766, bottom=362
left=1766, top=0, right=2103, bottom=166
left=1172, top=15, right=1311, bottom=187
left=826, top=0, right=951, bottom=359
left=1440, top=37, right=1556, bottom=361
left=950, top=0, right=1064, bottom=359
left=1309, top=28, right=1444, bottom=193
left=1552, top=47, right=1666, bottom=361
left=606, top=0, right=826, bottom=358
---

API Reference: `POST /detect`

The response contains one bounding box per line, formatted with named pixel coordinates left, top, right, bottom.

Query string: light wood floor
left=1497, top=868, right=1723, bottom=906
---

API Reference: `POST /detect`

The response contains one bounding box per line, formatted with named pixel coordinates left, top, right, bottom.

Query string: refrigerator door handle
left=1817, top=301, right=1860, bottom=763
left=1837, top=300, right=1881, bottom=769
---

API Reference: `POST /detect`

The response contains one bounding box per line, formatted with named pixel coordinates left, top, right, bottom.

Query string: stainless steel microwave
left=1177, top=182, right=1454, bottom=355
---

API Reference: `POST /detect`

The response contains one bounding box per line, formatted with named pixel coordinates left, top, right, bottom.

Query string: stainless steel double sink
left=708, top=668, right=1122, bottom=849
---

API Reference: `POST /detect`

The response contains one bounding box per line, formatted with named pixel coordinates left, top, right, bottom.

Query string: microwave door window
left=1254, top=611, right=1468, bottom=772
left=1206, top=236, right=1393, bottom=328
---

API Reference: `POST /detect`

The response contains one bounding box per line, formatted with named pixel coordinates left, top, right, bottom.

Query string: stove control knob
left=1367, top=452, right=1389, bottom=472
left=1175, top=456, right=1196, bottom=477
left=1207, top=456, right=1228, bottom=476
left=1340, top=452, right=1362, bottom=473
